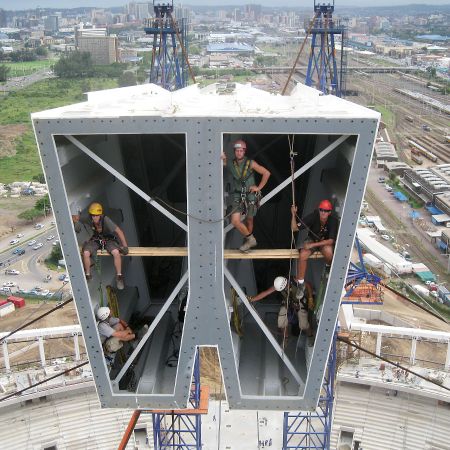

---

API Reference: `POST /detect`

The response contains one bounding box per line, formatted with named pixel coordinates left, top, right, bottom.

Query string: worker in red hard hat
left=290, top=199, right=339, bottom=299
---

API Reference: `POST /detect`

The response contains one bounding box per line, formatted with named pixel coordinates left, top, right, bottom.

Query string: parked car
left=33, top=243, right=44, bottom=250
left=40, top=290, right=50, bottom=297
left=422, top=124, right=431, bottom=132
left=34, top=223, right=44, bottom=230
left=58, top=273, right=68, bottom=281
left=18, top=289, right=30, bottom=295
left=377, top=176, right=386, bottom=183
left=9, top=239, right=20, bottom=245
left=12, top=247, right=23, bottom=254
left=0, top=287, right=12, bottom=294
left=385, top=185, right=393, bottom=192
left=3, top=281, right=17, bottom=287
left=16, top=233, right=24, bottom=238
left=53, top=240, right=60, bottom=247
left=4, top=269, right=20, bottom=275
left=28, top=240, right=37, bottom=246
left=381, top=234, right=391, bottom=241
left=46, top=234, right=55, bottom=241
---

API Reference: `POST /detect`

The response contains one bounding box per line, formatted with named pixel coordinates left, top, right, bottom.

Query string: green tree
left=0, top=64, right=10, bottom=82
left=35, top=194, right=51, bottom=215
left=35, top=46, right=48, bottom=57
left=53, top=51, right=94, bottom=78
left=18, top=208, right=42, bottom=222
left=32, top=173, right=46, bottom=183
left=118, top=70, right=137, bottom=87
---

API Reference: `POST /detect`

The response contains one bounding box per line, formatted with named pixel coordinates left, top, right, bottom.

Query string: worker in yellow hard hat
left=72, top=201, right=129, bottom=290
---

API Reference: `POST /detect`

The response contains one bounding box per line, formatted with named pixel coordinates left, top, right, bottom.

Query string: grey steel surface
left=32, top=87, right=378, bottom=410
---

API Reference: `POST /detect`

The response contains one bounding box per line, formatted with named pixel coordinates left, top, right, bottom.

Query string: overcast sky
left=2, top=0, right=450, bottom=10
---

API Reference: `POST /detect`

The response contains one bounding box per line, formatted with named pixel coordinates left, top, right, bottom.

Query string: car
left=33, top=243, right=44, bottom=250
left=4, top=269, right=20, bottom=275
left=29, top=290, right=40, bottom=296
left=40, top=289, right=50, bottom=297
left=18, top=289, right=30, bottom=295
left=381, top=234, right=390, bottom=241
left=385, top=185, right=393, bottom=192
left=9, top=239, right=20, bottom=245
left=53, top=240, right=60, bottom=247
left=0, top=287, right=12, bottom=294
left=377, top=176, right=386, bottom=183
left=16, top=233, right=24, bottom=238
left=28, top=240, right=37, bottom=246
left=58, top=273, right=68, bottom=281
left=12, top=247, right=24, bottom=254
left=3, top=281, right=17, bottom=287
left=34, top=223, right=44, bottom=229
left=46, top=235, right=55, bottom=241
left=422, top=124, right=431, bottom=132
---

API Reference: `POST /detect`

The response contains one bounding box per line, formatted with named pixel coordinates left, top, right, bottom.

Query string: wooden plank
left=95, top=247, right=323, bottom=259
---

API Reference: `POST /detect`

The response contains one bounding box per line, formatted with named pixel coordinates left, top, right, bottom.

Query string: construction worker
left=291, top=200, right=339, bottom=299
left=249, top=276, right=313, bottom=340
left=73, top=202, right=129, bottom=290
left=96, top=306, right=135, bottom=353
left=222, top=139, right=271, bottom=252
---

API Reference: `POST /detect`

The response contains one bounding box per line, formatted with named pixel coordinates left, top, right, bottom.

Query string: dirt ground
left=0, top=196, right=37, bottom=240
left=0, top=301, right=81, bottom=370
left=349, top=287, right=450, bottom=370
left=0, top=124, right=28, bottom=158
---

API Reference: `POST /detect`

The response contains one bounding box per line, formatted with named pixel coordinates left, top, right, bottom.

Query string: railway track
left=365, top=188, right=447, bottom=278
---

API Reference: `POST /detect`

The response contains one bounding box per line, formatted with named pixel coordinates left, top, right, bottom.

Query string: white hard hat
left=274, top=276, right=288, bottom=292
left=96, top=307, right=110, bottom=321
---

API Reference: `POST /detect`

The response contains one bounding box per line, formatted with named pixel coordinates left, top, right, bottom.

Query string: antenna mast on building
left=305, top=0, right=347, bottom=97
left=144, top=0, right=195, bottom=90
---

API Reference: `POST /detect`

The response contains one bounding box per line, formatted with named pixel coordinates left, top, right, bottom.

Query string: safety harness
left=232, top=157, right=261, bottom=215
left=90, top=215, right=117, bottom=251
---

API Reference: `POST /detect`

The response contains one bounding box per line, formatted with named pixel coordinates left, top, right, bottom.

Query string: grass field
left=0, top=77, right=118, bottom=183
left=2, top=60, right=55, bottom=77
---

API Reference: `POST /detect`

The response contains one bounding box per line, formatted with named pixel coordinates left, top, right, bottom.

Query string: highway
left=0, top=221, right=68, bottom=295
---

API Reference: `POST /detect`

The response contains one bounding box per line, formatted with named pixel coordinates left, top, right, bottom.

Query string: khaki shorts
left=232, top=193, right=258, bottom=218
left=82, top=239, right=120, bottom=255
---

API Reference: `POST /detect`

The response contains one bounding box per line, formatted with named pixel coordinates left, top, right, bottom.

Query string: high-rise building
left=76, top=28, right=118, bottom=65
left=44, top=15, right=59, bottom=33
left=0, top=9, right=7, bottom=27
left=245, top=4, right=262, bottom=21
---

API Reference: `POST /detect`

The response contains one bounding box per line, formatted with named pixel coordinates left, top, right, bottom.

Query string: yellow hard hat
left=88, top=202, right=103, bottom=215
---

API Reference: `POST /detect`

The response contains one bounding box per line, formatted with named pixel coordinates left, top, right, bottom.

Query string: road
left=0, top=219, right=68, bottom=295
left=0, top=68, right=55, bottom=93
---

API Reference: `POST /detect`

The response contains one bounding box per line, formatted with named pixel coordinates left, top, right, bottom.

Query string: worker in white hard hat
left=72, top=201, right=129, bottom=290
left=249, top=276, right=314, bottom=341
left=96, top=306, right=135, bottom=353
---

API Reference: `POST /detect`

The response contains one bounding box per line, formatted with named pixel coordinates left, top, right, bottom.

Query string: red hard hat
left=318, top=199, right=332, bottom=211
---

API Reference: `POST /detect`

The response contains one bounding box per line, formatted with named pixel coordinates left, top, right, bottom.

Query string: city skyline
left=3, top=0, right=450, bottom=11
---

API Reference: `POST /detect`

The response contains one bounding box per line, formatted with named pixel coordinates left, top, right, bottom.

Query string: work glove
left=119, top=246, right=129, bottom=255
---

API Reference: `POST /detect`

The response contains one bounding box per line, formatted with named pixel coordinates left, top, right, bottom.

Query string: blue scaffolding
left=343, top=235, right=382, bottom=303
left=283, top=333, right=336, bottom=449
left=144, top=0, right=190, bottom=90
left=305, top=1, right=347, bottom=97
left=152, top=351, right=203, bottom=449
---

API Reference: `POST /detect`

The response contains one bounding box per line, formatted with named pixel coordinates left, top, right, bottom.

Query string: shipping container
left=7, top=296, right=25, bottom=308
left=0, top=302, right=15, bottom=317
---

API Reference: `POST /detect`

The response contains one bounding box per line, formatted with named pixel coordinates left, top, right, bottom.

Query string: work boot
left=296, top=281, right=305, bottom=301
left=239, top=235, right=257, bottom=253
left=116, top=274, right=125, bottom=290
